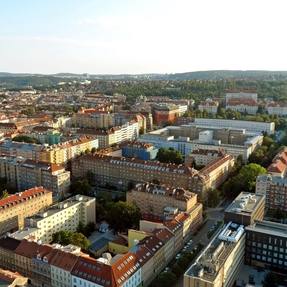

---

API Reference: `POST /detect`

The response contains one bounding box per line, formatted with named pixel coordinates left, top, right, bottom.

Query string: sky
left=1, top=0, right=287, bottom=74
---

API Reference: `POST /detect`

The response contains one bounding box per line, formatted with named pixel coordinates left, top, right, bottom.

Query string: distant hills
left=1, top=70, right=287, bottom=88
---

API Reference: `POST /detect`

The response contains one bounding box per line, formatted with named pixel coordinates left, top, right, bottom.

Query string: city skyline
left=1, top=0, right=287, bottom=74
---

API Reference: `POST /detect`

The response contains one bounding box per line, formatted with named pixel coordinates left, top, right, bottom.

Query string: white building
left=198, top=99, right=219, bottom=114
left=193, top=118, right=275, bottom=135
left=10, top=195, right=96, bottom=243
left=226, top=92, right=258, bottom=115
left=266, top=102, right=287, bottom=116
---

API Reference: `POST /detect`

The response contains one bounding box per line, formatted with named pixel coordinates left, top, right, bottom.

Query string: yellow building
left=0, top=187, right=52, bottom=235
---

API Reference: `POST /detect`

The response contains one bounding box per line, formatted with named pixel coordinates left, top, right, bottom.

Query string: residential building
left=0, top=268, right=28, bottom=286
left=226, top=91, right=258, bottom=114
left=193, top=118, right=275, bottom=135
left=245, top=220, right=287, bottom=272
left=72, top=152, right=233, bottom=199
left=121, top=141, right=158, bottom=160
left=0, top=156, right=70, bottom=199
left=139, top=124, right=264, bottom=162
left=0, top=187, right=52, bottom=235
left=127, top=182, right=199, bottom=217
left=152, top=103, right=181, bottom=125
left=184, top=222, right=245, bottom=287
left=224, top=192, right=265, bottom=226
left=10, top=195, right=96, bottom=243
left=198, top=98, right=219, bottom=114
left=0, top=136, right=99, bottom=165
left=266, top=102, right=287, bottom=116
left=185, top=149, right=225, bottom=167
left=256, top=148, right=287, bottom=212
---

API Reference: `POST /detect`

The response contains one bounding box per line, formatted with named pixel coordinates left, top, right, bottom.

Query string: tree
left=223, top=163, right=266, bottom=198
left=77, top=221, right=95, bottom=237
left=207, top=189, right=221, bottom=207
left=106, top=201, right=141, bottom=232
left=262, top=272, right=279, bottom=287
left=0, top=190, right=9, bottom=199
left=70, top=178, right=92, bottom=196
left=152, top=272, right=177, bottom=287
left=91, top=147, right=97, bottom=153
left=52, top=230, right=90, bottom=250
left=12, top=135, right=40, bottom=144
left=156, top=148, right=183, bottom=164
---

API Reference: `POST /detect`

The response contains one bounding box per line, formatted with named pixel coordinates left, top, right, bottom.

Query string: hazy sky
left=1, top=0, right=287, bottom=74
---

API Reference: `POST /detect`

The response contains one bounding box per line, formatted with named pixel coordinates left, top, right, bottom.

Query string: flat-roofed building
left=184, top=222, right=245, bottom=287
left=10, top=195, right=96, bottom=243
left=0, top=187, right=52, bottom=235
left=245, top=220, right=287, bottom=272
left=224, top=192, right=265, bottom=226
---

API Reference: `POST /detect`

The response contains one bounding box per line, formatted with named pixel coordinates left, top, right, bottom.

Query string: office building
left=184, top=222, right=245, bottom=287
left=0, top=187, right=52, bottom=235
left=245, top=220, right=287, bottom=272
left=224, top=192, right=265, bottom=226
left=139, top=124, right=263, bottom=162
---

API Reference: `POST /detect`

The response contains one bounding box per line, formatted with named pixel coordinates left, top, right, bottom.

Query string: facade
left=127, top=182, right=199, bottom=217
left=184, top=222, right=245, bottom=287
left=139, top=124, right=264, bottom=162
left=72, top=152, right=233, bottom=199
left=226, top=92, right=258, bottom=114
left=0, top=268, right=28, bottom=286
left=10, top=195, right=96, bottom=243
left=245, top=220, right=287, bottom=272
left=121, top=141, right=158, bottom=160
left=224, top=192, right=265, bottom=226
left=193, top=118, right=275, bottom=135
left=152, top=103, right=181, bottom=125
left=256, top=147, right=287, bottom=212
left=0, top=156, right=70, bottom=199
left=266, top=102, right=287, bottom=116
left=0, top=136, right=99, bottom=165
left=185, top=149, right=225, bottom=167
left=198, top=99, right=219, bottom=114
left=0, top=187, right=52, bottom=235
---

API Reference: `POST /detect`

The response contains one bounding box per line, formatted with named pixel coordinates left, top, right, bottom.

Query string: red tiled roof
left=50, top=250, right=79, bottom=271
left=0, top=187, right=51, bottom=209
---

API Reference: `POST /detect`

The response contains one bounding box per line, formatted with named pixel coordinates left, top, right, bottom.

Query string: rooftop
left=245, top=220, right=287, bottom=238
left=225, top=192, right=265, bottom=216
left=0, top=186, right=51, bottom=210
left=185, top=222, right=245, bottom=282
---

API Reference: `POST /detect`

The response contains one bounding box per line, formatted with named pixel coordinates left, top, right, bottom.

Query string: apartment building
left=198, top=98, right=219, bottom=114
left=184, top=222, right=245, bottom=287
left=39, top=136, right=99, bottom=164
left=0, top=136, right=99, bottom=165
left=0, top=156, right=70, bottom=199
left=193, top=118, right=275, bottom=135
left=245, top=220, right=287, bottom=272
left=0, top=187, right=52, bottom=235
left=185, top=149, right=225, bottom=167
left=10, top=195, right=96, bottom=243
left=266, top=102, right=287, bottom=116
left=0, top=268, right=28, bottom=286
left=121, top=141, right=158, bottom=160
left=256, top=148, right=287, bottom=212
left=139, top=124, right=263, bottom=162
left=152, top=103, right=181, bottom=125
left=224, top=192, right=265, bottom=226
left=226, top=91, right=258, bottom=114
left=72, top=152, right=233, bottom=199
left=127, top=183, right=199, bottom=217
